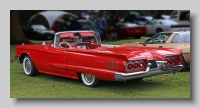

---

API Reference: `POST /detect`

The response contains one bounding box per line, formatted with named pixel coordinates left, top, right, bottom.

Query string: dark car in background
left=23, top=24, right=55, bottom=40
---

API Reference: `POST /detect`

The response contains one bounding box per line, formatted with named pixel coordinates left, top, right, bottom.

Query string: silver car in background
left=144, top=19, right=190, bottom=36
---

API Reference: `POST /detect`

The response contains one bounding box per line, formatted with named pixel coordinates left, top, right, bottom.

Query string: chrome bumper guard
left=114, top=61, right=184, bottom=81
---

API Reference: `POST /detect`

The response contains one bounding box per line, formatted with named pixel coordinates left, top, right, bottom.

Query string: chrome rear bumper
left=114, top=61, right=184, bottom=81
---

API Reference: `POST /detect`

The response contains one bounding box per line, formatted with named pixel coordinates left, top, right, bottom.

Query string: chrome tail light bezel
left=164, top=55, right=181, bottom=68
left=125, top=59, right=148, bottom=72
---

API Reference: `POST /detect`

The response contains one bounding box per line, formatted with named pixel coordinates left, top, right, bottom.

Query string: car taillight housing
left=164, top=56, right=181, bottom=68
left=125, top=59, right=148, bottom=72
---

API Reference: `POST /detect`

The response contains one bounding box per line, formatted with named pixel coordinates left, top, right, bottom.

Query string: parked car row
left=23, top=17, right=190, bottom=40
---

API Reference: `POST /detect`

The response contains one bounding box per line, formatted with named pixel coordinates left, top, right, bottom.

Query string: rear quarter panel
left=66, top=49, right=128, bottom=81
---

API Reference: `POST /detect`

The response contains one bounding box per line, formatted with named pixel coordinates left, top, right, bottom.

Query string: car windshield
left=58, top=32, right=98, bottom=43
left=171, top=31, right=190, bottom=43
left=146, top=33, right=172, bottom=44
left=160, top=20, right=179, bottom=25
left=31, top=25, right=47, bottom=30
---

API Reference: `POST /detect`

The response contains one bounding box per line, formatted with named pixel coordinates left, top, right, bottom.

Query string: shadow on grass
left=35, top=73, right=165, bottom=90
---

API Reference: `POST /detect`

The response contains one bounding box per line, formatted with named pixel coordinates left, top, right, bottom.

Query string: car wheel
left=179, top=54, right=188, bottom=72
left=81, top=73, right=100, bottom=87
left=22, top=55, right=38, bottom=76
left=156, top=28, right=163, bottom=33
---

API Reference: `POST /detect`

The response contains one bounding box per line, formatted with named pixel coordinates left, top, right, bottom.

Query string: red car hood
left=94, top=46, right=182, bottom=60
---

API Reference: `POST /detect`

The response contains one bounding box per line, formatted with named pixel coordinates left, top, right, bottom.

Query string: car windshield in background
left=171, top=32, right=190, bottom=43
left=32, top=25, right=47, bottom=30
left=161, top=20, right=179, bottom=25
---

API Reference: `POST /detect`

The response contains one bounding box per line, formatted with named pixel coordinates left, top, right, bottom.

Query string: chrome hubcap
left=25, top=59, right=32, bottom=74
left=84, top=74, right=95, bottom=83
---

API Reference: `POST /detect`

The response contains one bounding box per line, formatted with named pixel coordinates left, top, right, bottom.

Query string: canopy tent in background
left=27, top=10, right=78, bottom=29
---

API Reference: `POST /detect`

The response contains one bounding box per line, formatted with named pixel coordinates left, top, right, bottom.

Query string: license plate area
left=149, top=60, right=158, bottom=69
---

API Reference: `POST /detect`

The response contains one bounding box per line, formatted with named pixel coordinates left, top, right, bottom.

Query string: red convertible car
left=15, top=31, right=183, bottom=87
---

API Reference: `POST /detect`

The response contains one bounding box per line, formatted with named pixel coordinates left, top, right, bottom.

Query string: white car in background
left=144, top=19, right=190, bottom=36
left=169, top=10, right=190, bottom=25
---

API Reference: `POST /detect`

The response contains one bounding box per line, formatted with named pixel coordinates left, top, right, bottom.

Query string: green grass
left=10, top=37, right=190, bottom=98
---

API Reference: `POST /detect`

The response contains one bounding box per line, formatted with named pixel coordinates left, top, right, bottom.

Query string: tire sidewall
left=180, top=54, right=188, bottom=72
left=22, top=55, right=37, bottom=76
left=81, top=73, right=98, bottom=87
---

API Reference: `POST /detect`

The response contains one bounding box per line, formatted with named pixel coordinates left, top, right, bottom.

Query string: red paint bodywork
left=16, top=42, right=182, bottom=81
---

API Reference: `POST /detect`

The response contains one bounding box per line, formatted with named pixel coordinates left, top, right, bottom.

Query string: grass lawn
left=10, top=36, right=190, bottom=98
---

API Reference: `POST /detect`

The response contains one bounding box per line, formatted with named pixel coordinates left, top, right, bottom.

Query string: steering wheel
left=58, top=42, right=72, bottom=48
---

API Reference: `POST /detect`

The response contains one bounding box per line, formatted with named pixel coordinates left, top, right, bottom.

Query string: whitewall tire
left=22, top=55, right=38, bottom=76
left=81, top=73, right=100, bottom=87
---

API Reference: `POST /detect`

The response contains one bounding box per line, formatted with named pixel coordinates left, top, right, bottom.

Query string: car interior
left=49, top=32, right=100, bottom=50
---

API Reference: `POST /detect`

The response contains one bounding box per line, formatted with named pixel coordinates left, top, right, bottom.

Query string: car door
left=41, top=46, right=69, bottom=76
left=145, top=20, right=157, bottom=35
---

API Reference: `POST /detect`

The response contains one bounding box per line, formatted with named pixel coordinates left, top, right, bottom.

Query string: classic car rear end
left=123, top=31, right=190, bottom=71
left=15, top=31, right=183, bottom=87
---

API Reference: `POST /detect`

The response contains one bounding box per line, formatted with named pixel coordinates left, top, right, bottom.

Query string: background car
left=123, top=31, right=190, bottom=71
left=144, top=19, right=190, bottom=36
left=23, top=24, right=55, bottom=40
left=106, top=22, right=147, bottom=39
left=134, top=16, right=152, bottom=25
left=169, top=10, right=190, bottom=24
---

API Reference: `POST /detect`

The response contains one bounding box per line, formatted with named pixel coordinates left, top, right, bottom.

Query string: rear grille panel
left=149, top=60, right=158, bottom=69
